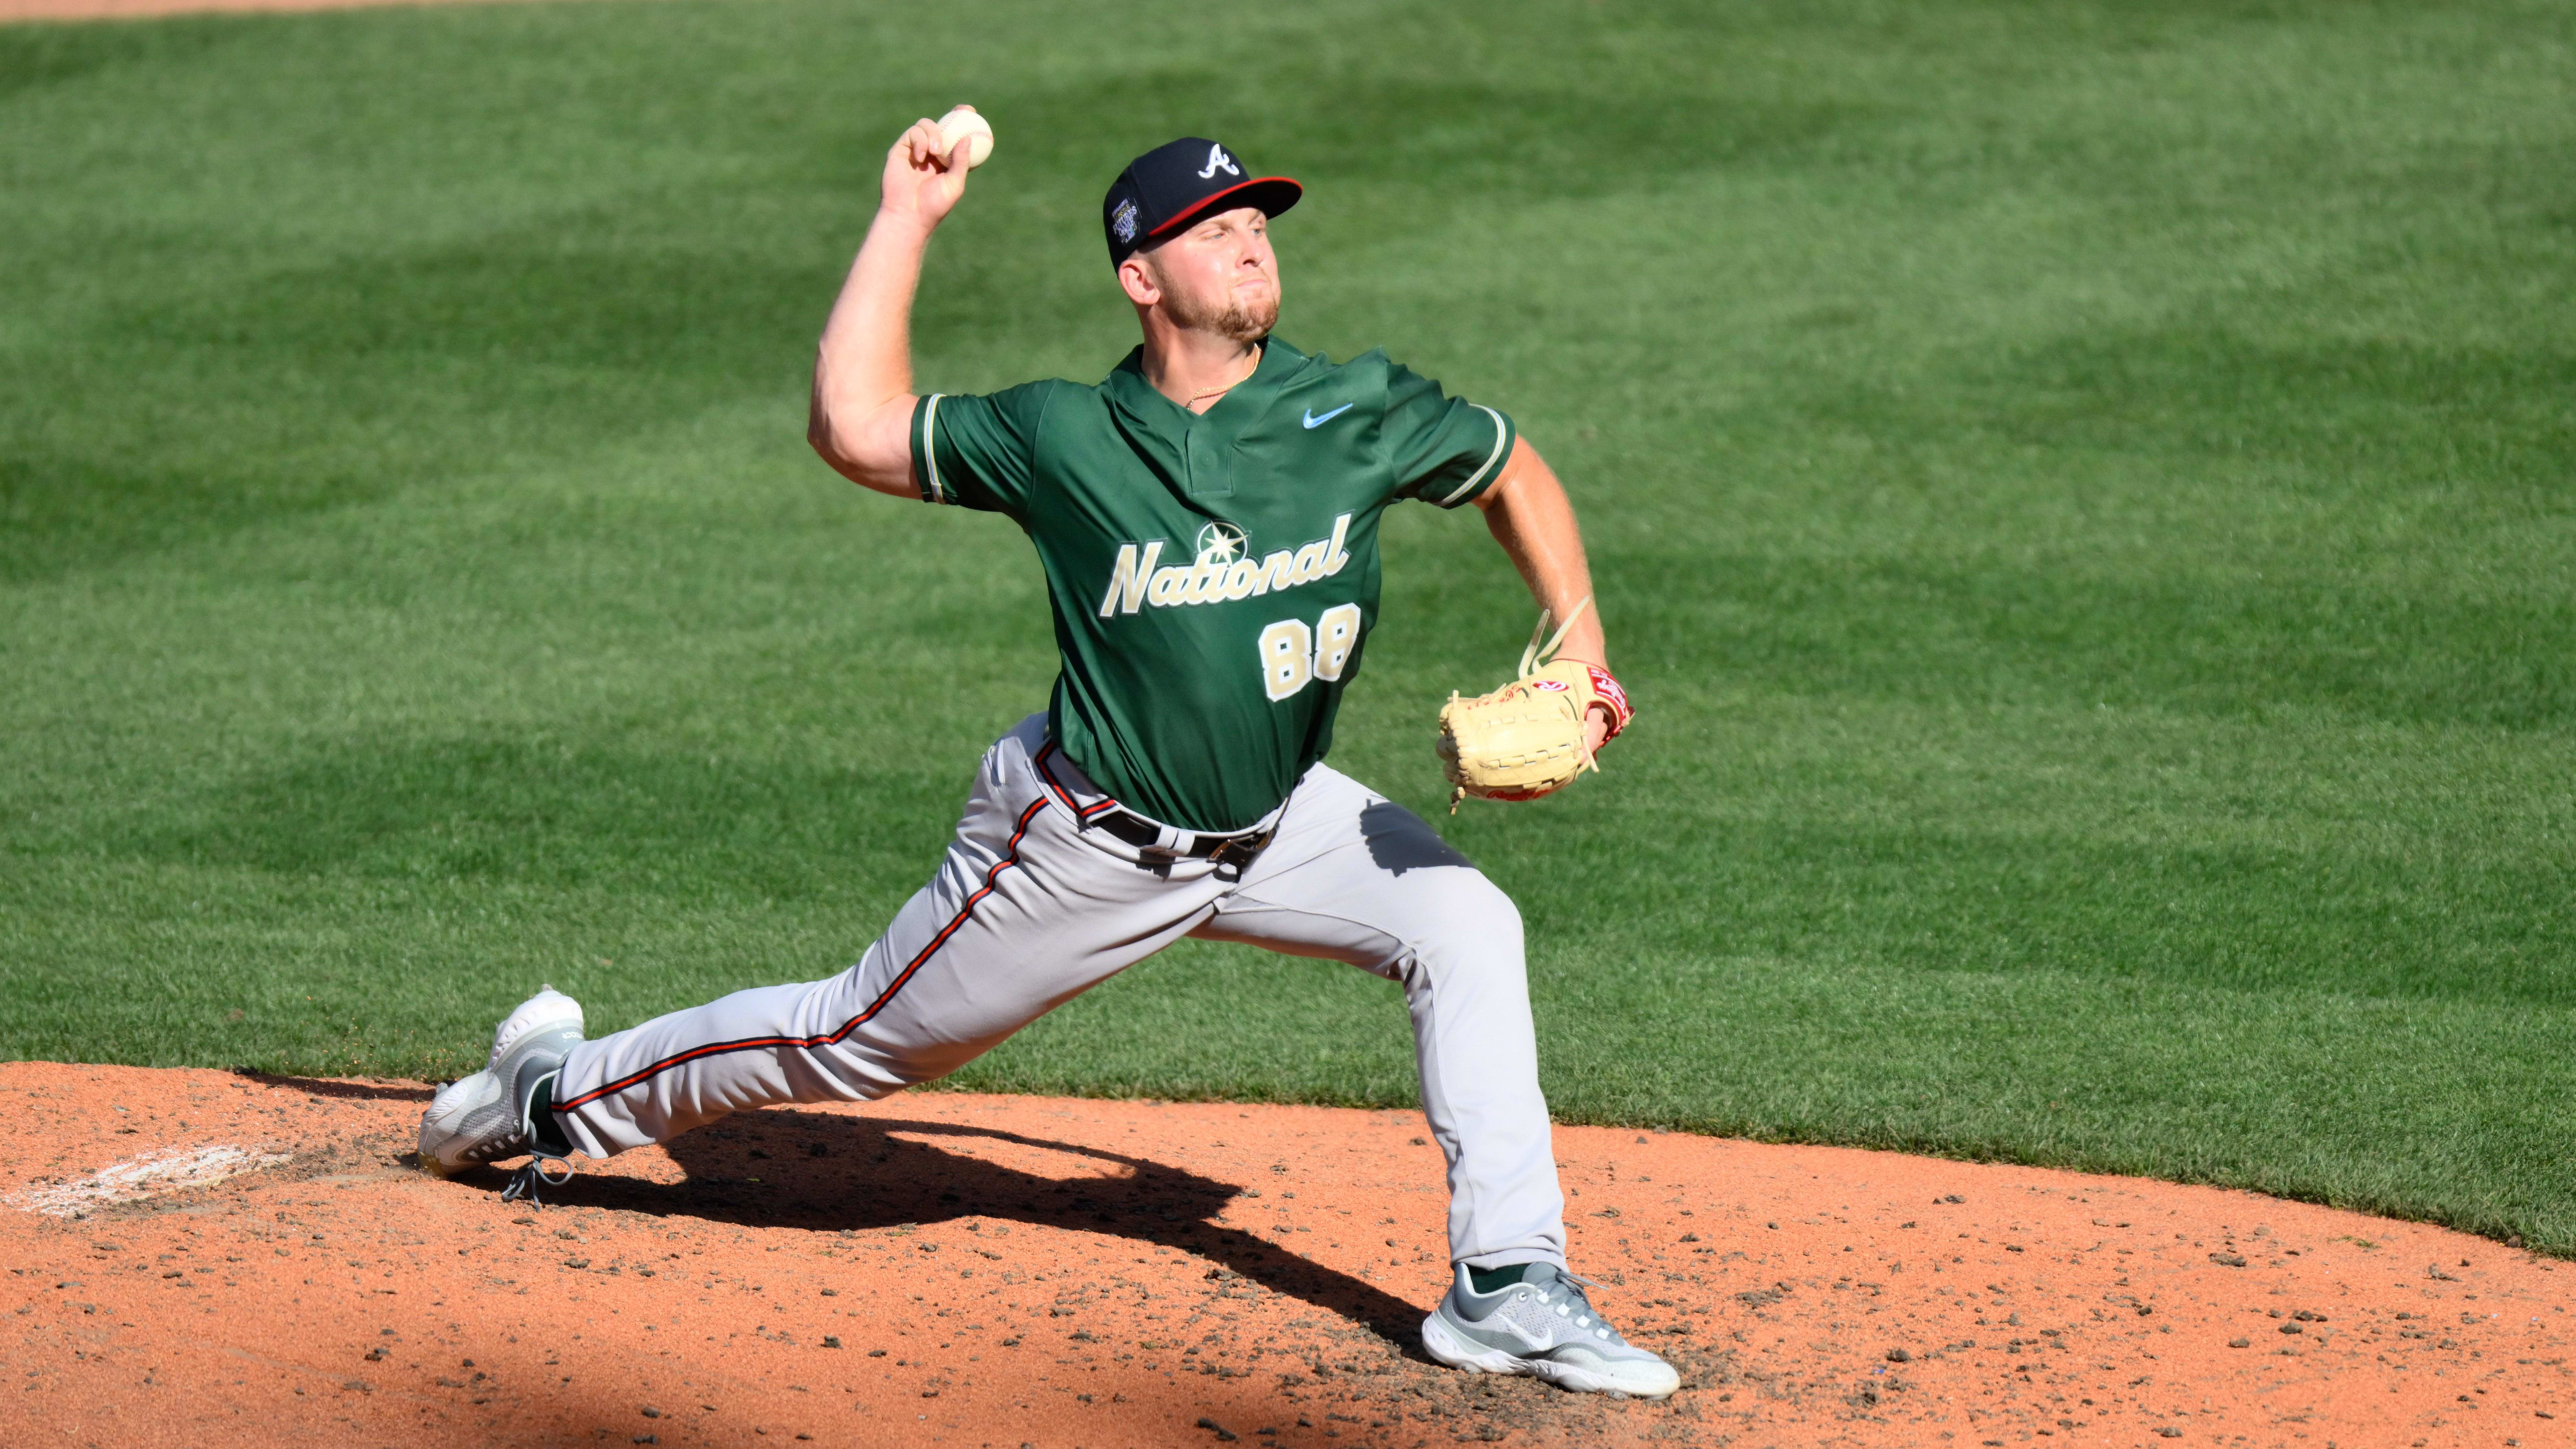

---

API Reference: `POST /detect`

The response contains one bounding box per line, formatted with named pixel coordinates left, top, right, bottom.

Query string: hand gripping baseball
left=879, top=109, right=980, bottom=227
left=1435, top=597, right=1635, bottom=813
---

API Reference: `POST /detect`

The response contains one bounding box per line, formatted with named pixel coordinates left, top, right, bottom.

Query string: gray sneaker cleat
left=1421, top=1262, right=1681, bottom=1399
left=418, top=987, right=585, bottom=1199
left=482, top=983, right=583, bottom=1071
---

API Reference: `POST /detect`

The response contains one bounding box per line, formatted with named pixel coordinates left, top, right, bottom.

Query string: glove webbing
left=1449, top=596, right=1597, bottom=814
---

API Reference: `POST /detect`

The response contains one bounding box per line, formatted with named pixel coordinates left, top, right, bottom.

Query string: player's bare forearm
left=1475, top=440, right=1614, bottom=750
left=807, top=118, right=975, bottom=497
left=1475, top=440, right=1606, bottom=668
left=807, top=213, right=931, bottom=495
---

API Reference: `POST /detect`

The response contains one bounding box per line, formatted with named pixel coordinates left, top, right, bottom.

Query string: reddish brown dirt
left=4, top=1061, right=2571, bottom=1448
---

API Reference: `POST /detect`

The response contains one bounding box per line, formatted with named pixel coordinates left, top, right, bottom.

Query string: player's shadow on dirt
left=482, top=1109, right=1432, bottom=1350
left=236, top=1071, right=435, bottom=1103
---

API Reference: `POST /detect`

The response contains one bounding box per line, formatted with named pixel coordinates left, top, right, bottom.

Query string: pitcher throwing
left=419, top=117, right=1669, bottom=1398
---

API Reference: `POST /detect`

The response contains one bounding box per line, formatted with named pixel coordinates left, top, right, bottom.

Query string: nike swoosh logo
left=1302, top=404, right=1354, bottom=429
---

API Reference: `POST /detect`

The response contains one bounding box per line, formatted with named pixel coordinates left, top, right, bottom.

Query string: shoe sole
left=417, top=1069, right=511, bottom=1172
left=1421, top=1311, right=1679, bottom=1400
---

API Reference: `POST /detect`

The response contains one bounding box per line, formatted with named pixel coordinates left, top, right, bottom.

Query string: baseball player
left=419, top=118, right=1671, bottom=1398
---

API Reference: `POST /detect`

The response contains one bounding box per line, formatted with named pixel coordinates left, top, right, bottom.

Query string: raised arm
left=806, top=114, right=978, bottom=496
left=1473, top=438, right=1615, bottom=748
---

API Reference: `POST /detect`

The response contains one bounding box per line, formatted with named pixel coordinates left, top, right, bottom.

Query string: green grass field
left=6, top=0, right=2573, bottom=1247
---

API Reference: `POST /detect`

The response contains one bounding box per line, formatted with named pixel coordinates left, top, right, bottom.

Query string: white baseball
left=936, top=106, right=994, bottom=169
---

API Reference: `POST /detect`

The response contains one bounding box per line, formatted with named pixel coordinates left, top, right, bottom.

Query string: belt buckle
left=1210, top=827, right=1274, bottom=872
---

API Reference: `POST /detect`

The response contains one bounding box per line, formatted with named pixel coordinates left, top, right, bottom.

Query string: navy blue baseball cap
left=1103, top=137, right=1302, bottom=266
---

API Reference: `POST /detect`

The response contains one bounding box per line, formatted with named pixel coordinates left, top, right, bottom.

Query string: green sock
left=526, top=1071, right=574, bottom=1157
left=1468, top=1263, right=1535, bottom=1295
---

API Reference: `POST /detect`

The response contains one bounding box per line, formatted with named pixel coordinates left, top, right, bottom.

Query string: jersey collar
left=1105, top=336, right=1313, bottom=436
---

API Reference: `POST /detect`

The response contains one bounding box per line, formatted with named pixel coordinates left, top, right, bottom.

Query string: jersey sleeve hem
left=1434, top=404, right=1515, bottom=508
left=909, top=393, right=956, bottom=506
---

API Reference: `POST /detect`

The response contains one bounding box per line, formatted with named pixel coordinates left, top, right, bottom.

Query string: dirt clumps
left=4, top=1059, right=2571, bottom=1446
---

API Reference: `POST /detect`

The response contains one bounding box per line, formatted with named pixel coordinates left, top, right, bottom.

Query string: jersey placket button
left=1184, top=430, right=1232, bottom=498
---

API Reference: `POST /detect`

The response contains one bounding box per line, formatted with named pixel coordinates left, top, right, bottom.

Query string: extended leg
left=549, top=718, right=1227, bottom=1157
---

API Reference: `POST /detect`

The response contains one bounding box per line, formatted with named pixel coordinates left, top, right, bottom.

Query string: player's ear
left=1116, top=253, right=1161, bottom=308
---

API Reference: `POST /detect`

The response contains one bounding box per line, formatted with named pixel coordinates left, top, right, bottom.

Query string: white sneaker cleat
left=484, top=985, right=583, bottom=1070
left=418, top=987, right=585, bottom=1200
left=1422, top=1262, right=1681, bottom=1399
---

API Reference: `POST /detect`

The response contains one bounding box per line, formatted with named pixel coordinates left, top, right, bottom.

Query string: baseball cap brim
left=1145, top=176, right=1304, bottom=242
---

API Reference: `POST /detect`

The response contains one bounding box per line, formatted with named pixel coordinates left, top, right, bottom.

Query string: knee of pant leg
left=1411, top=872, right=1525, bottom=974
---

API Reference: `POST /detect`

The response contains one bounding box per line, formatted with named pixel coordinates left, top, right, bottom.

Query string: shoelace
left=499, top=1154, right=575, bottom=1208
left=1521, top=1271, right=1626, bottom=1345
left=497, top=1071, right=575, bottom=1208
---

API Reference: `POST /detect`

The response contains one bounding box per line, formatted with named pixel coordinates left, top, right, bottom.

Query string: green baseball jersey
left=909, top=338, right=1515, bottom=833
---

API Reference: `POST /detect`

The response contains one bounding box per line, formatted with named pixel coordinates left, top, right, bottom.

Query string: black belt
left=1091, top=809, right=1275, bottom=869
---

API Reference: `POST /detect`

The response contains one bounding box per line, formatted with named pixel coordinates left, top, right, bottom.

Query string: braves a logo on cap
left=1197, top=143, right=1240, bottom=180
left=1111, top=198, right=1140, bottom=244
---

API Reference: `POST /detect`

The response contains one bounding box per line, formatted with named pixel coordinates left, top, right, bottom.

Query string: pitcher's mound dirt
left=4, top=1061, right=2569, bottom=1447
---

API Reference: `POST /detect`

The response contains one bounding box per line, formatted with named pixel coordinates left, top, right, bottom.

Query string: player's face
left=1144, top=207, right=1280, bottom=342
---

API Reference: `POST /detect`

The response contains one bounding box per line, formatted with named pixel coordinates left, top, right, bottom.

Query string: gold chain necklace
left=1183, top=349, right=1261, bottom=410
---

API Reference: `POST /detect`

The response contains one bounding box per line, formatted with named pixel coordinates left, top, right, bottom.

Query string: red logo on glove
left=1585, top=665, right=1633, bottom=744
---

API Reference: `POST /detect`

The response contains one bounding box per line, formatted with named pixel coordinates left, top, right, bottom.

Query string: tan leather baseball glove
left=1436, top=598, right=1635, bottom=812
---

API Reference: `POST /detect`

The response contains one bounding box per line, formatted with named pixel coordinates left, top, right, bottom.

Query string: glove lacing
left=1517, top=594, right=1593, bottom=680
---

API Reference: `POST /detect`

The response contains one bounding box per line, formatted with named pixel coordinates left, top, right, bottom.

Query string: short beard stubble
left=1155, top=261, right=1279, bottom=343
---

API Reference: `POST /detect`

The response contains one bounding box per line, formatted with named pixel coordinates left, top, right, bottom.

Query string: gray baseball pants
left=550, top=713, right=1567, bottom=1272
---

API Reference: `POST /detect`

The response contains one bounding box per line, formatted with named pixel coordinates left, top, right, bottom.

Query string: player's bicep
left=807, top=387, right=924, bottom=498
left=1470, top=436, right=1541, bottom=513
